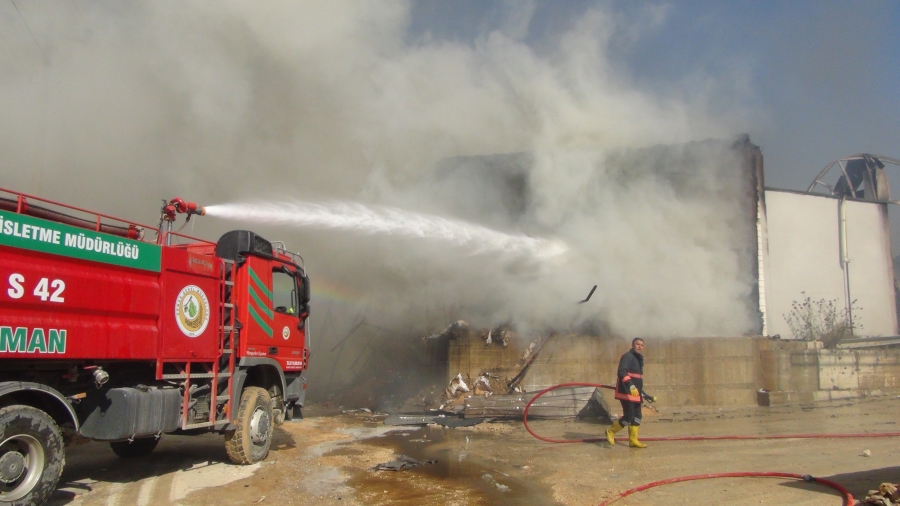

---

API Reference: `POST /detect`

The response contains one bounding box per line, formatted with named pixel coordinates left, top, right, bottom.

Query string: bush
left=782, top=293, right=861, bottom=348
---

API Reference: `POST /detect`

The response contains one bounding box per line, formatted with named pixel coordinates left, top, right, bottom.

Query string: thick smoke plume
left=1, top=2, right=755, bottom=398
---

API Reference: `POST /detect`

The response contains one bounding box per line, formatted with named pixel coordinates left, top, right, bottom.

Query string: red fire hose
left=597, top=472, right=854, bottom=505
left=523, top=382, right=900, bottom=443
left=522, top=383, right=900, bottom=504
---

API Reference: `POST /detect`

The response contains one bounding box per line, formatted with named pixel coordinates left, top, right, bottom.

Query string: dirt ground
left=48, top=395, right=900, bottom=505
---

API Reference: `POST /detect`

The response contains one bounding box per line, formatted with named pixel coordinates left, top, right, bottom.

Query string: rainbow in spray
left=204, top=200, right=567, bottom=260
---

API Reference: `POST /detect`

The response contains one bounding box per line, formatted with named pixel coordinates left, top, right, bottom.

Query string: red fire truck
left=0, top=188, right=310, bottom=505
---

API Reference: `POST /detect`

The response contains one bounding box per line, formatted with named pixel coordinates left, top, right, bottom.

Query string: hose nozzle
left=163, top=198, right=205, bottom=221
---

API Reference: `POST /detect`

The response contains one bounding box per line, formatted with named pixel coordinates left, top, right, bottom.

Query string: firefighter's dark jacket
left=615, top=349, right=644, bottom=402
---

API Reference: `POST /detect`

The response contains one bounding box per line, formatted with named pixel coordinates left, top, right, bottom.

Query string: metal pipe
left=807, top=160, right=838, bottom=193
left=164, top=220, right=173, bottom=246
left=839, top=198, right=853, bottom=335
left=0, top=198, right=143, bottom=239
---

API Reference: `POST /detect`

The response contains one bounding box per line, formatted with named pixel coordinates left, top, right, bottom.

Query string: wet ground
left=49, top=395, right=900, bottom=505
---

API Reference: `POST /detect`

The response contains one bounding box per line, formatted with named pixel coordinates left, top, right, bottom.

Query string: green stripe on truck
left=0, top=212, right=161, bottom=272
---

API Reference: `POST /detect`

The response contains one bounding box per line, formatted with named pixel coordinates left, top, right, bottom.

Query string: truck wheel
left=0, top=405, right=65, bottom=506
left=109, top=437, right=159, bottom=458
left=224, top=387, right=273, bottom=464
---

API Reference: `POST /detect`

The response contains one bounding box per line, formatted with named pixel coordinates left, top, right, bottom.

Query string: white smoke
left=0, top=1, right=757, bottom=358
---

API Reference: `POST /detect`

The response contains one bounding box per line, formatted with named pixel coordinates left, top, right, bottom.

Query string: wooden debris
left=507, top=332, right=557, bottom=391
left=519, top=341, right=537, bottom=365
left=463, top=386, right=601, bottom=419
left=445, top=373, right=470, bottom=398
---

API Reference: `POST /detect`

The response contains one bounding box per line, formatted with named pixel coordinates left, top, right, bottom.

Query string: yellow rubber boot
left=628, top=425, right=647, bottom=448
left=605, top=421, right=623, bottom=445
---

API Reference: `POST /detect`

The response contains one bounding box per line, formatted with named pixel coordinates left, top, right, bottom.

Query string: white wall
left=763, top=190, right=897, bottom=338
left=845, top=200, right=897, bottom=335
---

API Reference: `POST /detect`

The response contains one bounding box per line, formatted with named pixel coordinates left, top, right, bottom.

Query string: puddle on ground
left=342, top=426, right=556, bottom=506
left=324, top=446, right=366, bottom=457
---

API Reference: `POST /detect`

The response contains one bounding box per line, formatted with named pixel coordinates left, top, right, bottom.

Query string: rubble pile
left=378, top=323, right=614, bottom=425
left=440, top=371, right=511, bottom=413
left=430, top=324, right=611, bottom=420
left=427, top=322, right=525, bottom=412
left=483, top=324, right=512, bottom=347
left=864, top=483, right=900, bottom=505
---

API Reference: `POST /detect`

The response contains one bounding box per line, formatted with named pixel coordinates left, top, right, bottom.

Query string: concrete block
left=813, top=389, right=861, bottom=402
left=817, top=351, right=857, bottom=366
left=789, top=352, right=818, bottom=366
left=766, top=391, right=815, bottom=405
left=857, top=352, right=900, bottom=366
left=761, top=340, right=822, bottom=351
left=819, top=363, right=859, bottom=390
left=858, top=365, right=900, bottom=390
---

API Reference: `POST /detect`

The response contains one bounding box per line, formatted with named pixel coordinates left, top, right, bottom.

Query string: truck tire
left=0, top=405, right=65, bottom=506
left=109, top=437, right=159, bottom=458
left=224, top=387, right=273, bottom=465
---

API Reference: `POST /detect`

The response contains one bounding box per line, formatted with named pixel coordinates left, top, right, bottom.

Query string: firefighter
left=606, top=337, right=656, bottom=448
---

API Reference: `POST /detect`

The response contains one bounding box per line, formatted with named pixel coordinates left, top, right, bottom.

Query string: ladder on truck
left=158, top=258, right=237, bottom=430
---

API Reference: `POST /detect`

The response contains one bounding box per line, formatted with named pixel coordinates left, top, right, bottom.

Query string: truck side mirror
left=294, top=271, right=310, bottom=331
left=299, top=274, right=310, bottom=306
left=296, top=303, right=309, bottom=330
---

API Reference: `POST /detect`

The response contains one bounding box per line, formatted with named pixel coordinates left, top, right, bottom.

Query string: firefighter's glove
left=629, top=385, right=639, bottom=397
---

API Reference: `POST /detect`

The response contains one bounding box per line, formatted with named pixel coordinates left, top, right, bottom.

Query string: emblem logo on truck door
left=175, top=285, right=210, bottom=337
left=282, top=326, right=290, bottom=340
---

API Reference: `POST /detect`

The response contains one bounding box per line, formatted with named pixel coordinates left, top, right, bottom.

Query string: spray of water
left=203, top=200, right=568, bottom=260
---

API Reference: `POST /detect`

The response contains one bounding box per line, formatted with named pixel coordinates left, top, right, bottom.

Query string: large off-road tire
left=0, top=405, right=65, bottom=506
left=224, top=387, right=273, bottom=465
left=109, top=437, right=160, bottom=458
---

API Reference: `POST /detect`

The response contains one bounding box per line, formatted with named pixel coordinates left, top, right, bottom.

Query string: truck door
left=271, top=265, right=307, bottom=372
left=236, top=256, right=308, bottom=368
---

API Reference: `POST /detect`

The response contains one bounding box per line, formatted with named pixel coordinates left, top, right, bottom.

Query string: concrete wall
left=763, top=189, right=897, bottom=338
left=449, top=333, right=763, bottom=407
left=759, top=339, right=900, bottom=404
left=448, top=332, right=900, bottom=407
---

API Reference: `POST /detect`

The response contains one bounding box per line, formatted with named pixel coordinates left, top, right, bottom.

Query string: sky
left=409, top=0, right=900, bottom=191
left=2, top=1, right=899, bottom=396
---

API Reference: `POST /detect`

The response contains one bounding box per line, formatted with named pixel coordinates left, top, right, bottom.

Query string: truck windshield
left=272, top=269, right=297, bottom=315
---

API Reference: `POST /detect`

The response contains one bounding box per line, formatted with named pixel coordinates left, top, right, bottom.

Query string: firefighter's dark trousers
left=618, top=400, right=642, bottom=426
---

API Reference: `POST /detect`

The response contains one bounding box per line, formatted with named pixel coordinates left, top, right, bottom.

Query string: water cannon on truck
left=0, top=188, right=311, bottom=505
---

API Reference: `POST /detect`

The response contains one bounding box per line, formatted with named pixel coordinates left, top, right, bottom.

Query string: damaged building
left=430, top=138, right=900, bottom=408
